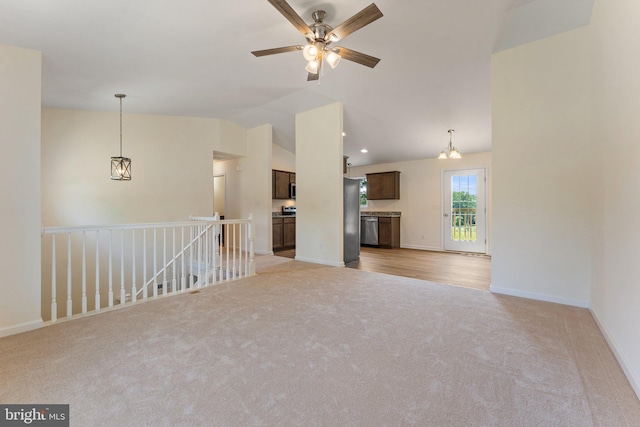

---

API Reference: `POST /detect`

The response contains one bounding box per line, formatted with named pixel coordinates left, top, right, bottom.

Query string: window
left=359, top=177, right=368, bottom=207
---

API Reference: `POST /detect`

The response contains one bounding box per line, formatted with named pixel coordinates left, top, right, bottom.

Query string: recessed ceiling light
left=342, top=132, right=346, bottom=137
left=361, top=149, right=368, bottom=153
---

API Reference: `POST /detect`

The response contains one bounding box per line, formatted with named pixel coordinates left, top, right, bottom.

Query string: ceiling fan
left=251, top=0, right=383, bottom=81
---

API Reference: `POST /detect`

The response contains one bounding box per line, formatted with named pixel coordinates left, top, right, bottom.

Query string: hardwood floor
left=274, top=247, right=491, bottom=291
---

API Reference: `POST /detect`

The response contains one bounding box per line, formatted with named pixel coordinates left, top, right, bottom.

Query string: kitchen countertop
left=274, top=212, right=400, bottom=218
left=361, top=211, right=401, bottom=217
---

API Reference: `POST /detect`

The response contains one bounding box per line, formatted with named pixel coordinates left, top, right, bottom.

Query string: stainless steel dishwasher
left=361, top=216, right=379, bottom=245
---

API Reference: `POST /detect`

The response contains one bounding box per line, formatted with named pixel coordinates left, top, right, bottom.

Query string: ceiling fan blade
left=252, top=46, right=303, bottom=57
left=267, top=0, right=313, bottom=39
left=334, top=47, right=380, bottom=68
left=325, top=3, right=383, bottom=42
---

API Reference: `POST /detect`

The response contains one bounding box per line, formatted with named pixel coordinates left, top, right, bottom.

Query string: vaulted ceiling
left=0, top=0, right=593, bottom=165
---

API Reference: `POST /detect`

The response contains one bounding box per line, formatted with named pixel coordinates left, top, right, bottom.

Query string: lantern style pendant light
left=110, top=94, right=132, bottom=180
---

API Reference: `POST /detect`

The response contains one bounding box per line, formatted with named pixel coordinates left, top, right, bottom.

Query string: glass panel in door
left=443, top=169, right=486, bottom=253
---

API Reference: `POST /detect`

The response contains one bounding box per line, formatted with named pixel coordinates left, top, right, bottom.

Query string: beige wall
left=491, top=26, right=593, bottom=308
left=491, top=0, right=640, bottom=398
left=41, top=108, right=226, bottom=226
left=590, top=0, right=640, bottom=398
left=350, top=152, right=492, bottom=253
left=295, top=102, right=344, bottom=266
left=242, top=125, right=273, bottom=254
left=0, top=45, right=42, bottom=337
left=213, top=175, right=225, bottom=216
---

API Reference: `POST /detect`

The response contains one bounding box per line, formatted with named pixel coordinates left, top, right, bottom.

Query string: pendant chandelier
left=438, top=129, right=462, bottom=160
left=110, top=94, right=132, bottom=180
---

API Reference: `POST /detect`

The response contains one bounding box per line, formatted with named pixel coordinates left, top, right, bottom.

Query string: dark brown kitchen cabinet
left=378, top=216, right=400, bottom=248
left=272, top=170, right=295, bottom=199
left=272, top=218, right=284, bottom=250
left=366, top=171, right=400, bottom=200
left=283, top=217, right=296, bottom=248
left=273, top=217, right=295, bottom=251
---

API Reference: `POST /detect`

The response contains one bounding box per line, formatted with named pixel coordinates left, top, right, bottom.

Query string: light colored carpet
left=1, top=255, right=639, bottom=426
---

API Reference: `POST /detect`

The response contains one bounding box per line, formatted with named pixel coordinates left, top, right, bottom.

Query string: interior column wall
left=239, top=124, right=273, bottom=255
left=490, top=26, right=593, bottom=307
left=590, top=0, right=640, bottom=397
left=0, top=45, right=43, bottom=337
left=295, top=102, right=344, bottom=266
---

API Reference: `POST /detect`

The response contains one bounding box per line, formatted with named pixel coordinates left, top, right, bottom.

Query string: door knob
left=444, top=213, right=449, bottom=217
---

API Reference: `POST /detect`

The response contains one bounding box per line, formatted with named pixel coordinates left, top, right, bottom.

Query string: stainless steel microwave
left=289, top=182, right=296, bottom=199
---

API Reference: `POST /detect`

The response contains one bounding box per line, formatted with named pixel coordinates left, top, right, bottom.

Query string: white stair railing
left=41, top=215, right=255, bottom=323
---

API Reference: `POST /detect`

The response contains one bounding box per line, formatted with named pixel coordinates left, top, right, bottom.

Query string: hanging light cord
left=119, top=96, right=123, bottom=157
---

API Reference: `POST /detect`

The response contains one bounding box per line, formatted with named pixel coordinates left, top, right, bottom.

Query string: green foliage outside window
left=359, top=178, right=368, bottom=206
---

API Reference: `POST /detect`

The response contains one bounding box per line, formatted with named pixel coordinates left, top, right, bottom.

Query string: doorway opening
left=213, top=174, right=225, bottom=218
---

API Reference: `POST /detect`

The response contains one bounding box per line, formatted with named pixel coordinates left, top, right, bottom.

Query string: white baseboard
left=0, top=319, right=44, bottom=338
left=294, top=256, right=344, bottom=268
left=255, top=250, right=273, bottom=255
left=489, top=285, right=589, bottom=308
left=589, top=308, right=640, bottom=400
left=400, top=244, right=442, bottom=251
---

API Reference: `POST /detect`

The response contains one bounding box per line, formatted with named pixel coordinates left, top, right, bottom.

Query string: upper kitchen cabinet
left=272, top=169, right=295, bottom=199
left=366, top=171, right=400, bottom=200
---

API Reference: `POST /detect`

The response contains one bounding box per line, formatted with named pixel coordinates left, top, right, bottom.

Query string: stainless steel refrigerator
left=344, top=177, right=361, bottom=263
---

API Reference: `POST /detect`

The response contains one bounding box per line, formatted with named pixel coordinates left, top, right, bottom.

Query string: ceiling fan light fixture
left=305, top=59, right=320, bottom=74
left=326, top=33, right=339, bottom=43
left=326, top=50, right=341, bottom=69
left=252, top=2, right=383, bottom=81
left=303, top=44, right=318, bottom=61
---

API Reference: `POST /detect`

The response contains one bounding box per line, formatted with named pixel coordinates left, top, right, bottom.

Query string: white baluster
left=232, top=223, right=236, bottom=279
left=120, top=230, right=125, bottom=305
left=212, top=214, right=219, bottom=283
left=51, top=234, right=57, bottom=323
left=82, top=231, right=87, bottom=315
left=180, top=227, right=186, bottom=291
left=205, top=225, right=210, bottom=286
left=197, top=225, right=203, bottom=287
left=211, top=224, right=220, bottom=284
left=248, top=214, right=255, bottom=276
left=143, top=229, right=148, bottom=300
left=172, top=227, right=177, bottom=293
left=153, top=228, right=158, bottom=298
left=225, top=224, right=231, bottom=281
left=239, top=222, right=243, bottom=278
left=244, top=222, right=249, bottom=276
left=108, top=230, right=113, bottom=308
left=67, top=233, right=72, bottom=318
left=189, top=226, right=194, bottom=288
left=163, top=227, right=167, bottom=294
left=95, top=231, right=100, bottom=313
left=220, top=223, right=224, bottom=282
left=131, top=230, right=137, bottom=303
